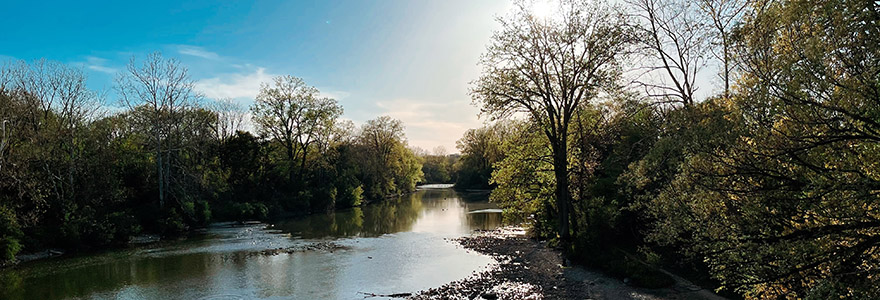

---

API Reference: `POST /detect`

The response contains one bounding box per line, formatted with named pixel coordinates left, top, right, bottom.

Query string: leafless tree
left=698, top=0, right=748, bottom=96
left=116, top=52, right=201, bottom=208
left=211, top=97, right=245, bottom=141
left=0, top=60, right=102, bottom=201
left=629, top=0, right=712, bottom=106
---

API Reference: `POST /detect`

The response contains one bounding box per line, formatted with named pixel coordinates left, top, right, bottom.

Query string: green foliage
left=454, top=122, right=511, bottom=189
left=419, top=154, right=456, bottom=184
left=158, top=209, right=188, bottom=236
left=467, top=1, right=880, bottom=297
left=0, top=59, right=424, bottom=257
left=338, top=185, right=364, bottom=207
left=355, top=116, right=424, bottom=199
left=489, top=121, right=557, bottom=236
left=0, top=206, right=22, bottom=263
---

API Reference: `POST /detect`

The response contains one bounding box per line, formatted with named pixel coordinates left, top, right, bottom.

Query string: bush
left=570, top=241, right=675, bottom=289
left=0, top=206, right=22, bottom=263
left=194, top=201, right=211, bottom=227
left=107, top=211, right=141, bottom=244
left=337, top=185, right=364, bottom=208
left=158, top=208, right=188, bottom=236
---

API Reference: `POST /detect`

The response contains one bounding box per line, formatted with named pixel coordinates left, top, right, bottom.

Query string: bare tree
left=211, top=97, right=245, bottom=141
left=116, top=52, right=201, bottom=208
left=472, top=0, right=635, bottom=242
left=3, top=60, right=102, bottom=129
left=630, top=0, right=712, bottom=106
left=432, top=146, right=448, bottom=157
left=698, top=0, right=748, bottom=96
left=0, top=60, right=102, bottom=202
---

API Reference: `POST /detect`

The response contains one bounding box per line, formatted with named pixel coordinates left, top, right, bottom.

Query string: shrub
left=0, top=206, right=22, bottom=263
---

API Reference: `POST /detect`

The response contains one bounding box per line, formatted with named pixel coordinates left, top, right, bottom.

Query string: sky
left=0, top=0, right=514, bottom=152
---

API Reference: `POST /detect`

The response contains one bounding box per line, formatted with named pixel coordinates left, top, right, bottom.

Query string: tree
left=356, top=116, right=423, bottom=198
left=472, top=0, right=635, bottom=241
left=698, top=0, right=747, bottom=96
left=251, top=75, right=342, bottom=183
left=116, top=52, right=201, bottom=209
left=638, top=0, right=880, bottom=297
left=455, top=121, right=512, bottom=189
left=630, top=0, right=712, bottom=106
left=211, top=97, right=245, bottom=141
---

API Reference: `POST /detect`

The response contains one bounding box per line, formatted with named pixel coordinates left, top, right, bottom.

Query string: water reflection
left=0, top=188, right=502, bottom=300
left=274, top=189, right=502, bottom=238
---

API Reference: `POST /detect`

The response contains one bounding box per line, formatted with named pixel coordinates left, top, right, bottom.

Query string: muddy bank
left=411, top=227, right=725, bottom=300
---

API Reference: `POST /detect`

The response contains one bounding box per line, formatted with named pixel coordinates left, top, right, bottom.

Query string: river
left=0, top=187, right=503, bottom=300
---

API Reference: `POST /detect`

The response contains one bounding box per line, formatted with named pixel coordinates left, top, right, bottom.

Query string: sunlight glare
left=531, top=0, right=554, bottom=20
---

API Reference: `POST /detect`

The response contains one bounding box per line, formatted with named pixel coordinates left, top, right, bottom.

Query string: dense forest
left=0, top=53, right=437, bottom=263
left=453, top=0, right=880, bottom=298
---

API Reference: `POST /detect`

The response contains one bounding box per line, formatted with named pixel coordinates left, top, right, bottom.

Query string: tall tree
left=630, top=0, right=712, bottom=106
left=251, top=75, right=342, bottom=183
left=116, top=52, right=201, bottom=209
left=472, top=0, right=634, bottom=241
left=212, top=97, right=245, bottom=141
left=640, top=0, right=880, bottom=297
left=356, top=116, right=423, bottom=198
left=698, top=0, right=747, bottom=96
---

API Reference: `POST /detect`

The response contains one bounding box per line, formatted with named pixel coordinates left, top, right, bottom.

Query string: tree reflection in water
left=0, top=188, right=503, bottom=300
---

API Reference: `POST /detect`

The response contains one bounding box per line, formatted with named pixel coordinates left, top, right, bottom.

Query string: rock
left=480, top=291, right=498, bottom=299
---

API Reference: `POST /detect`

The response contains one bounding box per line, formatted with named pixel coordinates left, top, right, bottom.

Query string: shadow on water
left=0, top=188, right=503, bottom=300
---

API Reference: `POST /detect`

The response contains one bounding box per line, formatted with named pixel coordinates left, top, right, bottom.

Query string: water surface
left=0, top=188, right=502, bottom=300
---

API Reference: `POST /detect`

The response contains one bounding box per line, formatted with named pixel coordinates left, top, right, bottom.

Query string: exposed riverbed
left=0, top=187, right=503, bottom=300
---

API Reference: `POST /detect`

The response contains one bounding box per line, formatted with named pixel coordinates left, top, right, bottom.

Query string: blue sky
left=0, top=0, right=512, bottom=152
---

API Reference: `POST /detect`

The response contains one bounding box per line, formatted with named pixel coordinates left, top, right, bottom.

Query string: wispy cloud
left=320, top=89, right=351, bottom=101
left=195, top=67, right=276, bottom=101
left=178, top=45, right=220, bottom=60
left=84, top=56, right=117, bottom=73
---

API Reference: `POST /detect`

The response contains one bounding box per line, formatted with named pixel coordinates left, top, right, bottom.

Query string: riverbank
left=0, top=189, right=503, bottom=300
left=411, top=227, right=726, bottom=300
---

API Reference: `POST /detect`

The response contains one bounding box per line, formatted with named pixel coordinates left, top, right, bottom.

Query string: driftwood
left=358, top=291, right=413, bottom=298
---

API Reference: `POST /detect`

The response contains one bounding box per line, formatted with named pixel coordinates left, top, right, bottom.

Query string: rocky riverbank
left=411, top=227, right=726, bottom=300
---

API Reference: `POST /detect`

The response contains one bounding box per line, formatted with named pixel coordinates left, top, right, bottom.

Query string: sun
left=531, top=0, right=554, bottom=20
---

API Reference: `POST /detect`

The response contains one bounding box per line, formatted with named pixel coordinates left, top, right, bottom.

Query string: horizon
left=0, top=0, right=514, bottom=152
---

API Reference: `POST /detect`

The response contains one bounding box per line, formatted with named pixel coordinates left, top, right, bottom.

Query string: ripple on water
left=0, top=189, right=504, bottom=300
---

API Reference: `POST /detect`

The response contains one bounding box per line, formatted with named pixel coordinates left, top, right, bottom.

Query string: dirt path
left=410, top=227, right=726, bottom=300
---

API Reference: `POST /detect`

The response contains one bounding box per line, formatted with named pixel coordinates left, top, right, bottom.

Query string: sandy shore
left=410, top=227, right=726, bottom=300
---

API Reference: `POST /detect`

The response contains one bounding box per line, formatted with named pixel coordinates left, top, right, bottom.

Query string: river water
left=0, top=187, right=502, bottom=300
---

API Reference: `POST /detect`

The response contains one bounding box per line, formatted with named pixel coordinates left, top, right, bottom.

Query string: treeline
left=456, top=0, right=880, bottom=298
left=0, top=54, right=425, bottom=262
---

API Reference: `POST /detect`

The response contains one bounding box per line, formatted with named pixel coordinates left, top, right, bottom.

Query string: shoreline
left=3, top=187, right=438, bottom=269
left=411, top=227, right=726, bottom=300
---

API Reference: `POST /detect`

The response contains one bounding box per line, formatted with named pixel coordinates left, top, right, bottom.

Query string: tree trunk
left=551, top=139, right=571, bottom=243
left=157, top=146, right=164, bottom=209
left=286, top=143, right=296, bottom=183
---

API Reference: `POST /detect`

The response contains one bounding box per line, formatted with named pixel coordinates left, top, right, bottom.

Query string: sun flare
left=531, top=0, right=554, bottom=19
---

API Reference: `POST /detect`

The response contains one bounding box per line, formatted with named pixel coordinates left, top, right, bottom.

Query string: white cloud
left=178, top=45, right=220, bottom=60
left=375, top=98, right=481, bottom=152
left=195, top=67, right=276, bottom=101
left=320, top=89, right=351, bottom=101
left=84, top=56, right=117, bottom=73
